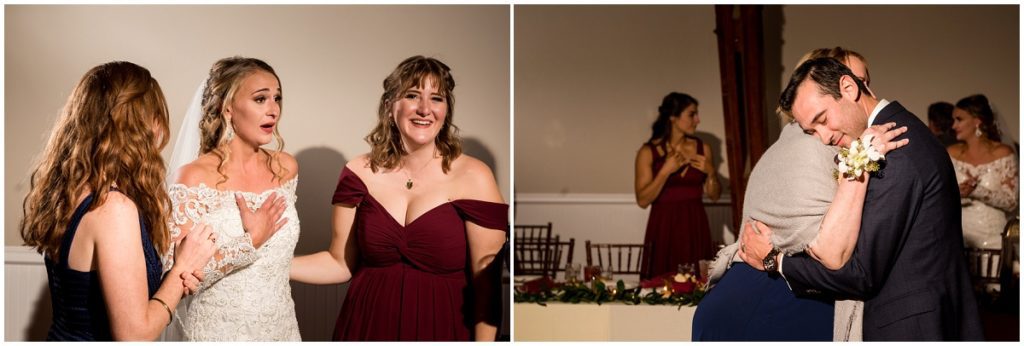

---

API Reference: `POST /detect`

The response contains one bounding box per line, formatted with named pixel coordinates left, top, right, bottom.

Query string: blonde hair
left=366, top=55, right=461, bottom=173
left=778, top=47, right=870, bottom=123
left=198, top=56, right=286, bottom=186
left=21, top=61, right=172, bottom=259
left=798, top=48, right=868, bottom=74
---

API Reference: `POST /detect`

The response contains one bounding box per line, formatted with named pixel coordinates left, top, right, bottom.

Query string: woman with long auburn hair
left=21, top=61, right=216, bottom=341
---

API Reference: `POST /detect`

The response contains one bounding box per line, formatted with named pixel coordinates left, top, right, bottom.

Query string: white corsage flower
left=834, top=133, right=884, bottom=181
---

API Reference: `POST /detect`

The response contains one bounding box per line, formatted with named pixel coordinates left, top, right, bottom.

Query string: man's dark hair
left=779, top=57, right=872, bottom=115
left=927, top=102, right=954, bottom=131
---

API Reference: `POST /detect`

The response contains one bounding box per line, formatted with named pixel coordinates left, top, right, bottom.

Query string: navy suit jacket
left=781, top=101, right=984, bottom=340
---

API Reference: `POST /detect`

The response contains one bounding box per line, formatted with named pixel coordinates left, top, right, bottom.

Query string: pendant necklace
left=403, top=155, right=436, bottom=190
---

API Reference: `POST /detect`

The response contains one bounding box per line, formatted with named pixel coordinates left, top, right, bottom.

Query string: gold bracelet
left=151, top=297, right=173, bottom=326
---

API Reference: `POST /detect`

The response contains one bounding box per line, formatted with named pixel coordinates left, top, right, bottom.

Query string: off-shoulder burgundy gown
left=640, top=137, right=714, bottom=279
left=331, top=167, right=508, bottom=341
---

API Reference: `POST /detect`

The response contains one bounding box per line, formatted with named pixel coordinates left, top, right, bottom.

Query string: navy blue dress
left=691, top=262, right=833, bottom=341
left=44, top=192, right=162, bottom=341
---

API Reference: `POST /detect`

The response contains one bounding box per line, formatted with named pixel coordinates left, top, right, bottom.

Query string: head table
left=513, top=272, right=705, bottom=341
left=514, top=301, right=696, bottom=341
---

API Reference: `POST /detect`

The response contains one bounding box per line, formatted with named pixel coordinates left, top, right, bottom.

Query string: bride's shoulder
left=270, top=150, right=299, bottom=180
left=992, top=143, right=1015, bottom=159
left=947, top=143, right=966, bottom=157
left=172, top=155, right=220, bottom=188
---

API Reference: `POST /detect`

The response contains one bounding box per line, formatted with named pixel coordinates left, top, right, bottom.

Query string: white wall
left=515, top=5, right=726, bottom=195
left=779, top=5, right=1019, bottom=144
left=4, top=5, right=510, bottom=247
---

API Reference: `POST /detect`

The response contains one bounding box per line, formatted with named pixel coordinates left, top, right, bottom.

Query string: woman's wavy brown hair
left=21, top=61, right=172, bottom=259
left=366, top=55, right=461, bottom=173
left=198, top=56, right=286, bottom=186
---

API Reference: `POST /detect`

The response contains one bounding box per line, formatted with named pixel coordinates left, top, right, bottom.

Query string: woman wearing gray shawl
left=692, top=48, right=908, bottom=341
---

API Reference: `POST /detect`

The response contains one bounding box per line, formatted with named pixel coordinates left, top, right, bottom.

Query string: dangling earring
left=975, top=126, right=983, bottom=138
left=224, top=117, right=235, bottom=142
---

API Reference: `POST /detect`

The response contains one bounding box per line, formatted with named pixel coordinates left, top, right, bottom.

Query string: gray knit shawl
left=705, top=122, right=862, bottom=340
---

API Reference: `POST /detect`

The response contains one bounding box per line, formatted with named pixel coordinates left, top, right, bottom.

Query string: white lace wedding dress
left=163, top=177, right=301, bottom=341
left=952, top=155, right=1018, bottom=249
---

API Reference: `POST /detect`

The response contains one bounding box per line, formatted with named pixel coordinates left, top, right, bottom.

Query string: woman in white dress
left=948, top=94, right=1018, bottom=250
left=164, top=56, right=300, bottom=340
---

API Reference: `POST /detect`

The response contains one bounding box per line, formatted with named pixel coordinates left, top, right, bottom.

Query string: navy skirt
left=692, top=262, right=833, bottom=341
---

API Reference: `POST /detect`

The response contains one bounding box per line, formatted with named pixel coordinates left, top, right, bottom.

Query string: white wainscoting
left=514, top=193, right=735, bottom=268
left=4, top=246, right=51, bottom=341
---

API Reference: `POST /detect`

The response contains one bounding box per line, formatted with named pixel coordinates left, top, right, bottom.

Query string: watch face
left=763, top=250, right=779, bottom=272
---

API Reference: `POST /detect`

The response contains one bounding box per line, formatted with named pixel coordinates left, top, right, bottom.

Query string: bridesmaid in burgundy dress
left=290, top=56, right=508, bottom=341
left=634, top=92, right=721, bottom=279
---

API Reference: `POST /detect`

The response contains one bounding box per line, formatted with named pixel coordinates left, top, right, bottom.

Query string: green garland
left=514, top=280, right=705, bottom=309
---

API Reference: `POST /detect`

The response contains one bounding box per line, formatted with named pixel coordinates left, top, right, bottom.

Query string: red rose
left=521, top=277, right=555, bottom=294
left=672, top=281, right=696, bottom=294
left=640, top=272, right=677, bottom=288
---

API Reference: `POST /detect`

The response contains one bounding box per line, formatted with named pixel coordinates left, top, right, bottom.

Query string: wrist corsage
left=833, top=133, right=884, bottom=181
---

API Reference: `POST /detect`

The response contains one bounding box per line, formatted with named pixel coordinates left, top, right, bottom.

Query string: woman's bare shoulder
left=992, top=143, right=1015, bottom=159
left=947, top=143, right=966, bottom=157
left=344, top=154, right=373, bottom=175
left=173, top=154, right=220, bottom=187
left=79, top=190, right=142, bottom=243
left=271, top=151, right=299, bottom=180
left=451, top=154, right=502, bottom=203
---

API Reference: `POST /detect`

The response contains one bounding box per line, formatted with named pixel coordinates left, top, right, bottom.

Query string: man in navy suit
left=739, top=57, right=983, bottom=340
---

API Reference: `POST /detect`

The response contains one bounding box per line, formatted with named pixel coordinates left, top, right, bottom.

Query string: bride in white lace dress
left=948, top=94, right=1018, bottom=250
left=163, top=57, right=301, bottom=341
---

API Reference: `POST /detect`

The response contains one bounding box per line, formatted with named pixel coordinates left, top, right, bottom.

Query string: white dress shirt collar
left=867, top=99, right=890, bottom=126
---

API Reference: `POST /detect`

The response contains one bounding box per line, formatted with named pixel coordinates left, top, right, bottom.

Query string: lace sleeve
left=969, top=156, right=1019, bottom=212
left=166, top=184, right=258, bottom=292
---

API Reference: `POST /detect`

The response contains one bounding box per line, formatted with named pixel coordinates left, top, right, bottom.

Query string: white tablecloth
left=514, top=301, right=696, bottom=341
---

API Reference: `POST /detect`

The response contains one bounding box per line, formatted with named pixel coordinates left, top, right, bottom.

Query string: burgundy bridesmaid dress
left=331, top=167, right=508, bottom=341
left=639, top=136, right=714, bottom=279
